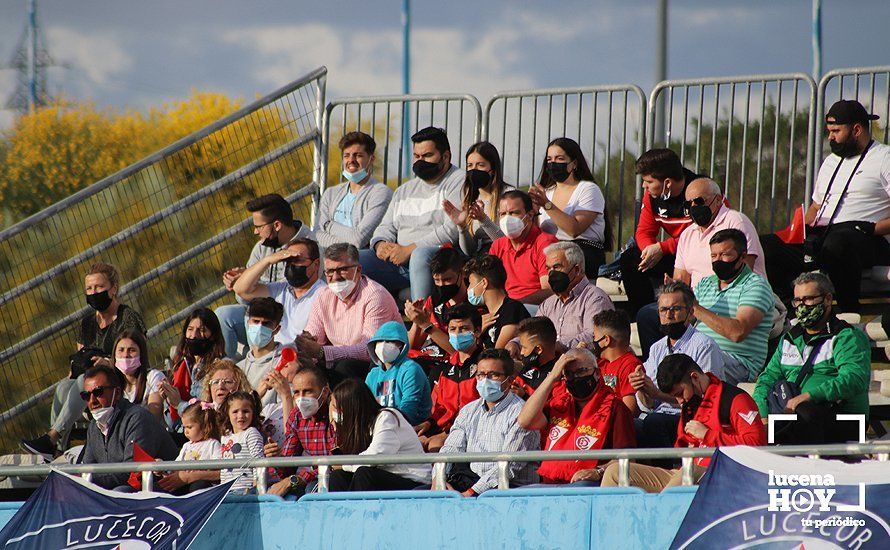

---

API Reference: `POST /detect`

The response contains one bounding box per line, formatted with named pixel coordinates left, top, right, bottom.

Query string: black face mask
left=413, top=159, right=443, bottom=181
left=829, top=137, right=862, bottom=158
left=546, top=161, right=571, bottom=183
left=566, top=374, right=598, bottom=400
left=86, top=290, right=113, bottom=312
left=521, top=350, right=540, bottom=370
left=185, top=337, right=213, bottom=356
left=659, top=320, right=687, bottom=340
left=284, top=263, right=310, bottom=287
left=466, top=169, right=493, bottom=195
left=688, top=203, right=713, bottom=227
left=711, top=259, right=743, bottom=281
left=682, top=393, right=703, bottom=421
left=548, top=269, right=572, bottom=294
left=261, top=234, right=281, bottom=249
left=589, top=336, right=606, bottom=357
left=432, top=283, right=459, bottom=305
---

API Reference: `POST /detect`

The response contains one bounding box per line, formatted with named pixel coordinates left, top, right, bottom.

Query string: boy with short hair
left=514, top=317, right=561, bottom=397
left=592, top=309, right=642, bottom=416
left=237, top=297, right=293, bottom=407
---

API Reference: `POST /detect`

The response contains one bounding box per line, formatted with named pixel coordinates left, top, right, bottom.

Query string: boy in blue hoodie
left=365, top=321, right=433, bottom=426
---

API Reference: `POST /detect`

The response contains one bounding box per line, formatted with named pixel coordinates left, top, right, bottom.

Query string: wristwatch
left=289, top=475, right=304, bottom=492
left=422, top=323, right=435, bottom=334
left=543, top=201, right=554, bottom=211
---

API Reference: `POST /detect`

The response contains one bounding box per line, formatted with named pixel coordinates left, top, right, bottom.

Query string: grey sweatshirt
left=314, top=177, right=393, bottom=248
left=79, top=399, right=179, bottom=489
left=369, top=165, right=464, bottom=249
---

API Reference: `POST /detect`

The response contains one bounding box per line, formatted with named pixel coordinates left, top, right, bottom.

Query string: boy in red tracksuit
left=601, top=353, right=766, bottom=492
left=592, top=310, right=643, bottom=417
left=619, top=149, right=705, bottom=315
left=415, top=303, right=481, bottom=451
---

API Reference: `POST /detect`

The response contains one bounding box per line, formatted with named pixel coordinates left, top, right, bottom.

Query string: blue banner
left=671, top=447, right=890, bottom=549
left=0, top=471, right=233, bottom=549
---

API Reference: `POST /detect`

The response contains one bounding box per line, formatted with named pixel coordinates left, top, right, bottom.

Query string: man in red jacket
left=601, top=353, right=766, bottom=492
left=620, top=149, right=704, bottom=315
left=518, top=348, right=636, bottom=485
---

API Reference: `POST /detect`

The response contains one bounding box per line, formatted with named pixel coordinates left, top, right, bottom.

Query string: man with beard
left=760, top=99, right=890, bottom=312
left=361, top=127, right=464, bottom=300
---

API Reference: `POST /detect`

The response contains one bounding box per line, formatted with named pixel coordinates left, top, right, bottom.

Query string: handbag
left=767, top=338, right=826, bottom=414
left=69, top=346, right=108, bottom=379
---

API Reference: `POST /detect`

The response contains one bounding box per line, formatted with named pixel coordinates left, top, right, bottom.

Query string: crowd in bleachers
left=18, top=98, right=888, bottom=496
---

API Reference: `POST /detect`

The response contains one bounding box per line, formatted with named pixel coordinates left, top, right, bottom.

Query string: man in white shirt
left=761, top=99, right=890, bottom=312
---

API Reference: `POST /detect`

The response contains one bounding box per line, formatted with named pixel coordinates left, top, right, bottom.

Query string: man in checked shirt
left=264, top=366, right=336, bottom=499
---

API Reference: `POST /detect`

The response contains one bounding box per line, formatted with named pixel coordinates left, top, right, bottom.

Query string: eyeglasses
left=564, top=368, right=596, bottom=381
left=209, top=378, right=237, bottom=387
left=475, top=371, right=507, bottom=381
left=682, top=196, right=714, bottom=211
left=657, top=305, right=689, bottom=315
left=80, top=386, right=115, bottom=401
left=253, top=221, right=274, bottom=229
left=324, top=265, right=358, bottom=277
left=790, top=294, right=826, bottom=307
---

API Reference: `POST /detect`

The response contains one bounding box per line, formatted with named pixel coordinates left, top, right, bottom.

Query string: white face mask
left=375, top=341, right=402, bottom=365
left=296, top=396, right=321, bottom=419
left=91, top=406, right=114, bottom=430
left=331, top=409, right=342, bottom=424
left=499, top=214, right=526, bottom=239
left=328, top=270, right=358, bottom=301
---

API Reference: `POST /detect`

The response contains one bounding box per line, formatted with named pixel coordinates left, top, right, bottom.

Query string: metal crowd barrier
left=816, top=65, right=890, bottom=169
left=320, top=94, right=482, bottom=195
left=483, top=85, right=647, bottom=243
left=0, top=67, right=328, bottom=448
left=1, top=443, right=887, bottom=495
left=647, top=73, right=817, bottom=232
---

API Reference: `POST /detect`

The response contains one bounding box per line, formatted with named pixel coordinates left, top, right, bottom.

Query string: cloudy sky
left=0, top=0, right=888, bottom=126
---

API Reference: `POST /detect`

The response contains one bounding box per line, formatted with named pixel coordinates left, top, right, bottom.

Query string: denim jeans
left=215, top=304, right=248, bottom=359
left=358, top=246, right=439, bottom=301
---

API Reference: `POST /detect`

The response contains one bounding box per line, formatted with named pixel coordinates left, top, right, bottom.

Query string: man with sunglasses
left=216, top=194, right=314, bottom=359
left=297, top=243, right=401, bottom=385
left=754, top=271, right=870, bottom=444
left=760, top=100, right=890, bottom=313
left=518, top=348, right=635, bottom=485
left=78, top=365, right=178, bottom=490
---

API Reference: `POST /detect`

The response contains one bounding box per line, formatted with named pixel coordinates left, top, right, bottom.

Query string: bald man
left=636, top=178, right=769, bottom=358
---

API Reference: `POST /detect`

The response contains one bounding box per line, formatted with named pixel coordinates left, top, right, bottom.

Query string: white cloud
left=45, top=26, right=134, bottom=85
left=221, top=9, right=589, bottom=102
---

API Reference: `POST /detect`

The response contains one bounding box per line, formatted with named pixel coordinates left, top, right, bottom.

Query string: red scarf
left=538, top=383, right=621, bottom=483
left=675, top=373, right=723, bottom=466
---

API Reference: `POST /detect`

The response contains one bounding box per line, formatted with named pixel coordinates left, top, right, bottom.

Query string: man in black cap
left=760, top=99, right=890, bottom=312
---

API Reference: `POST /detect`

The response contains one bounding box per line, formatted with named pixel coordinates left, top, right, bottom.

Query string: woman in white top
left=443, top=141, right=513, bottom=255
left=529, top=137, right=613, bottom=279
left=327, top=379, right=431, bottom=491
left=112, top=330, right=165, bottom=423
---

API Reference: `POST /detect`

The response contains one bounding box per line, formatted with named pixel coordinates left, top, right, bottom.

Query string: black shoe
left=20, top=434, right=55, bottom=460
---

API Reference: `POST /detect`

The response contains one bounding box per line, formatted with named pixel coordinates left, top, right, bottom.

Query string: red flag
left=275, top=347, right=297, bottom=372
left=128, top=443, right=156, bottom=490
left=775, top=204, right=806, bottom=244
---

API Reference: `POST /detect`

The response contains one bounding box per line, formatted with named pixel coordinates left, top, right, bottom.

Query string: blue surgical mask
left=476, top=378, right=506, bottom=402
left=342, top=167, right=368, bottom=184
left=467, top=281, right=485, bottom=306
left=449, top=331, right=476, bottom=352
left=246, top=323, right=274, bottom=348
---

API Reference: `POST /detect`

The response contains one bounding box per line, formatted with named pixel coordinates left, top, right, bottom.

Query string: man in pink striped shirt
left=296, top=243, right=402, bottom=384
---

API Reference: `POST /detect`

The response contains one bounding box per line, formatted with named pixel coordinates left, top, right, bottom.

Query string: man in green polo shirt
left=692, top=228, right=774, bottom=384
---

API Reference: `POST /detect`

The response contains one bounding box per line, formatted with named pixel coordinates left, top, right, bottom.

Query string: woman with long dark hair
left=327, top=378, right=430, bottom=492
left=158, top=308, right=226, bottom=420
left=529, top=137, right=614, bottom=278
left=443, top=141, right=513, bottom=255
left=113, top=330, right=165, bottom=423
